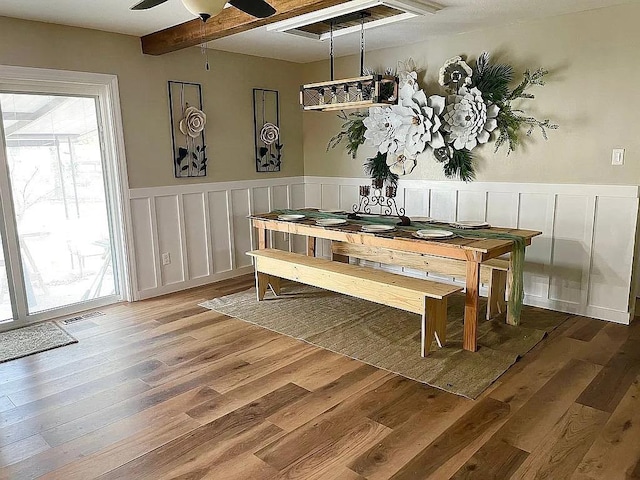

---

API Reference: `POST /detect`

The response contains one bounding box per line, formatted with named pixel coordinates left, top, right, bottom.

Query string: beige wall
left=302, top=3, right=640, bottom=185
left=2, top=3, right=639, bottom=188
left=0, top=16, right=304, bottom=188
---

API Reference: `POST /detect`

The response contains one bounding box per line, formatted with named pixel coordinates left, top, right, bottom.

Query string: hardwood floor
left=1, top=274, right=639, bottom=479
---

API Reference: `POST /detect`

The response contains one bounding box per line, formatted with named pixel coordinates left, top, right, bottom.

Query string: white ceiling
left=0, top=0, right=633, bottom=63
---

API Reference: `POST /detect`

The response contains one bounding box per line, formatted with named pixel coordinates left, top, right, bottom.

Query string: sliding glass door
left=0, top=70, right=128, bottom=330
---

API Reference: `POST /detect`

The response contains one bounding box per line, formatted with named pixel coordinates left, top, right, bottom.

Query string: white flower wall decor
left=363, top=106, right=409, bottom=155
left=327, top=53, right=558, bottom=181
left=438, top=56, right=473, bottom=92
left=259, top=122, right=279, bottom=145
left=442, top=87, right=499, bottom=150
left=386, top=150, right=417, bottom=176
left=179, top=105, right=207, bottom=138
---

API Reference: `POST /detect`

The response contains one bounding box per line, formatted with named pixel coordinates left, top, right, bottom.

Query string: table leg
left=257, top=225, right=267, bottom=249
left=307, top=237, right=316, bottom=257
left=463, top=259, right=481, bottom=352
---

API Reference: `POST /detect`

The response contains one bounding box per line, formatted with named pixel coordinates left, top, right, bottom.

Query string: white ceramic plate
left=411, top=216, right=435, bottom=223
left=413, top=229, right=455, bottom=239
left=451, top=221, right=490, bottom=229
left=319, top=209, right=345, bottom=214
left=316, top=218, right=347, bottom=226
left=277, top=214, right=305, bottom=221
left=361, top=224, right=395, bottom=233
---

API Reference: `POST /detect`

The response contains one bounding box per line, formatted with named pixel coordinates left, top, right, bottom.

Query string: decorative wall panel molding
left=128, top=175, right=639, bottom=325
left=128, top=177, right=305, bottom=300
left=304, top=176, right=639, bottom=324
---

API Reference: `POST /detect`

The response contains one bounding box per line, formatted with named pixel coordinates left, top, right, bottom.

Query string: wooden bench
left=331, top=242, right=510, bottom=320
left=247, top=249, right=462, bottom=357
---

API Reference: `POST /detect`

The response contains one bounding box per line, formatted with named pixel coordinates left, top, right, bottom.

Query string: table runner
left=264, top=209, right=526, bottom=322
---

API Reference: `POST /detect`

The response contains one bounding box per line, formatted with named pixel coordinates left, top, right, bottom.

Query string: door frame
left=0, top=65, right=135, bottom=329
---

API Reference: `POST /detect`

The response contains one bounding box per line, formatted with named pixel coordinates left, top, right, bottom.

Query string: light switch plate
left=612, top=148, right=625, bottom=166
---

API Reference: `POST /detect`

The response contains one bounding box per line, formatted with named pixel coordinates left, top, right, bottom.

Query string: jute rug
left=200, top=285, right=569, bottom=398
left=0, top=321, right=77, bottom=364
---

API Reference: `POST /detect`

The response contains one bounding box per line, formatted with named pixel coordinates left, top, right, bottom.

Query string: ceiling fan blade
left=131, top=0, right=170, bottom=10
left=228, top=0, right=276, bottom=18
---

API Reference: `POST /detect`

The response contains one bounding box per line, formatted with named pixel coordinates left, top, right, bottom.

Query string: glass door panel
left=0, top=93, right=118, bottom=315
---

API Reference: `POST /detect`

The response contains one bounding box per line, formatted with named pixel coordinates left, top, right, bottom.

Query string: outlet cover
left=161, top=252, right=171, bottom=265
left=612, top=148, right=625, bottom=166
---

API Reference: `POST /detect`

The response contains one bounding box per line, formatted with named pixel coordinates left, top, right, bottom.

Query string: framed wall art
left=253, top=88, right=282, bottom=172
left=168, top=81, right=207, bottom=178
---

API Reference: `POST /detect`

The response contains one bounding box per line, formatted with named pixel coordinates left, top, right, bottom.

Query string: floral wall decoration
left=253, top=88, right=283, bottom=173
left=327, top=53, right=558, bottom=181
left=168, top=81, right=207, bottom=178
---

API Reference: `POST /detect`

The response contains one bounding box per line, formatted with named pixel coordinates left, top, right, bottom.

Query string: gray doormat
left=0, top=321, right=78, bottom=364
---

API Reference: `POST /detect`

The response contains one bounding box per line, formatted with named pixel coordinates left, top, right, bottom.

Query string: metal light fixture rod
left=330, top=21, right=334, bottom=81
left=360, top=13, right=365, bottom=76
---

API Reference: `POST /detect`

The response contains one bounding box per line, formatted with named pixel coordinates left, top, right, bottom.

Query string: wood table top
left=250, top=210, right=542, bottom=262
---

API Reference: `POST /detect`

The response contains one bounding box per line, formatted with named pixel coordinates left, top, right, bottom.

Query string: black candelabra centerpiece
left=353, top=180, right=406, bottom=218
left=352, top=152, right=407, bottom=222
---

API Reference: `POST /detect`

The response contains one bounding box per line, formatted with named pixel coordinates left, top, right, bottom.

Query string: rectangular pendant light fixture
left=299, top=10, right=400, bottom=112
left=300, top=74, right=398, bottom=111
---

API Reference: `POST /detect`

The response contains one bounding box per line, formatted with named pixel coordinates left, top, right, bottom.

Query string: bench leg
left=487, top=268, right=507, bottom=320
left=256, top=272, right=269, bottom=301
left=435, top=299, right=447, bottom=346
left=269, top=275, right=281, bottom=295
left=256, top=272, right=281, bottom=300
left=422, top=298, right=448, bottom=357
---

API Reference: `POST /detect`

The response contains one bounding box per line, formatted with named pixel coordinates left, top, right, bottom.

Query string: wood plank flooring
left=1, top=274, right=639, bottom=479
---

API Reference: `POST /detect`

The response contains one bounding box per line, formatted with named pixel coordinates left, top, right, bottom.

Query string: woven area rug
left=200, top=285, right=569, bottom=398
left=0, top=322, right=77, bottom=364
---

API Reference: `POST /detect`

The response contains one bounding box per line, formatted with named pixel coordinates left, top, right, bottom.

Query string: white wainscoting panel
left=129, top=175, right=639, bottom=324
left=129, top=177, right=305, bottom=299
left=129, top=198, right=157, bottom=292
left=182, top=193, right=209, bottom=280
left=304, top=176, right=640, bottom=324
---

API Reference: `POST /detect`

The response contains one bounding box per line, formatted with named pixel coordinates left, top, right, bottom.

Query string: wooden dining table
left=250, top=210, right=541, bottom=352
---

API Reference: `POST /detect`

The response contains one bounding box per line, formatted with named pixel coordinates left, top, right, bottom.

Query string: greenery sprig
left=326, top=111, right=367, bottom=159
left=444, top=149, right=475, bottom=182
left=473, top=53, right=558, bottom=155
left=364, top=152, right=398, bottom=186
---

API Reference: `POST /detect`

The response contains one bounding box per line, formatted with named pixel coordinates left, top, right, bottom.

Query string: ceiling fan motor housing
left=181, top=0, right=226, bottom=20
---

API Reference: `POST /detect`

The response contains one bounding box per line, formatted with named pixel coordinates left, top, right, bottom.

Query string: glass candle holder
left=385, top=185, right=397, bottom=198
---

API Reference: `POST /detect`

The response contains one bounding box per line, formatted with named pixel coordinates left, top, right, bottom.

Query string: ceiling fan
left=131, top=0, right=276, bottom=22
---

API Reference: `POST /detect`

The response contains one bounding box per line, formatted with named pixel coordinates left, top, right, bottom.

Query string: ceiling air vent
left=267, top=0, right=441, bottom=40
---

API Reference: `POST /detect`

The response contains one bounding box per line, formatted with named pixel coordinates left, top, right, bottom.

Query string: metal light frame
left=300, top=13, right=399, bottom=112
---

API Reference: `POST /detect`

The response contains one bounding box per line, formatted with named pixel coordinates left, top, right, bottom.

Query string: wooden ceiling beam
left=141, top=0, right=352, bottom=55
